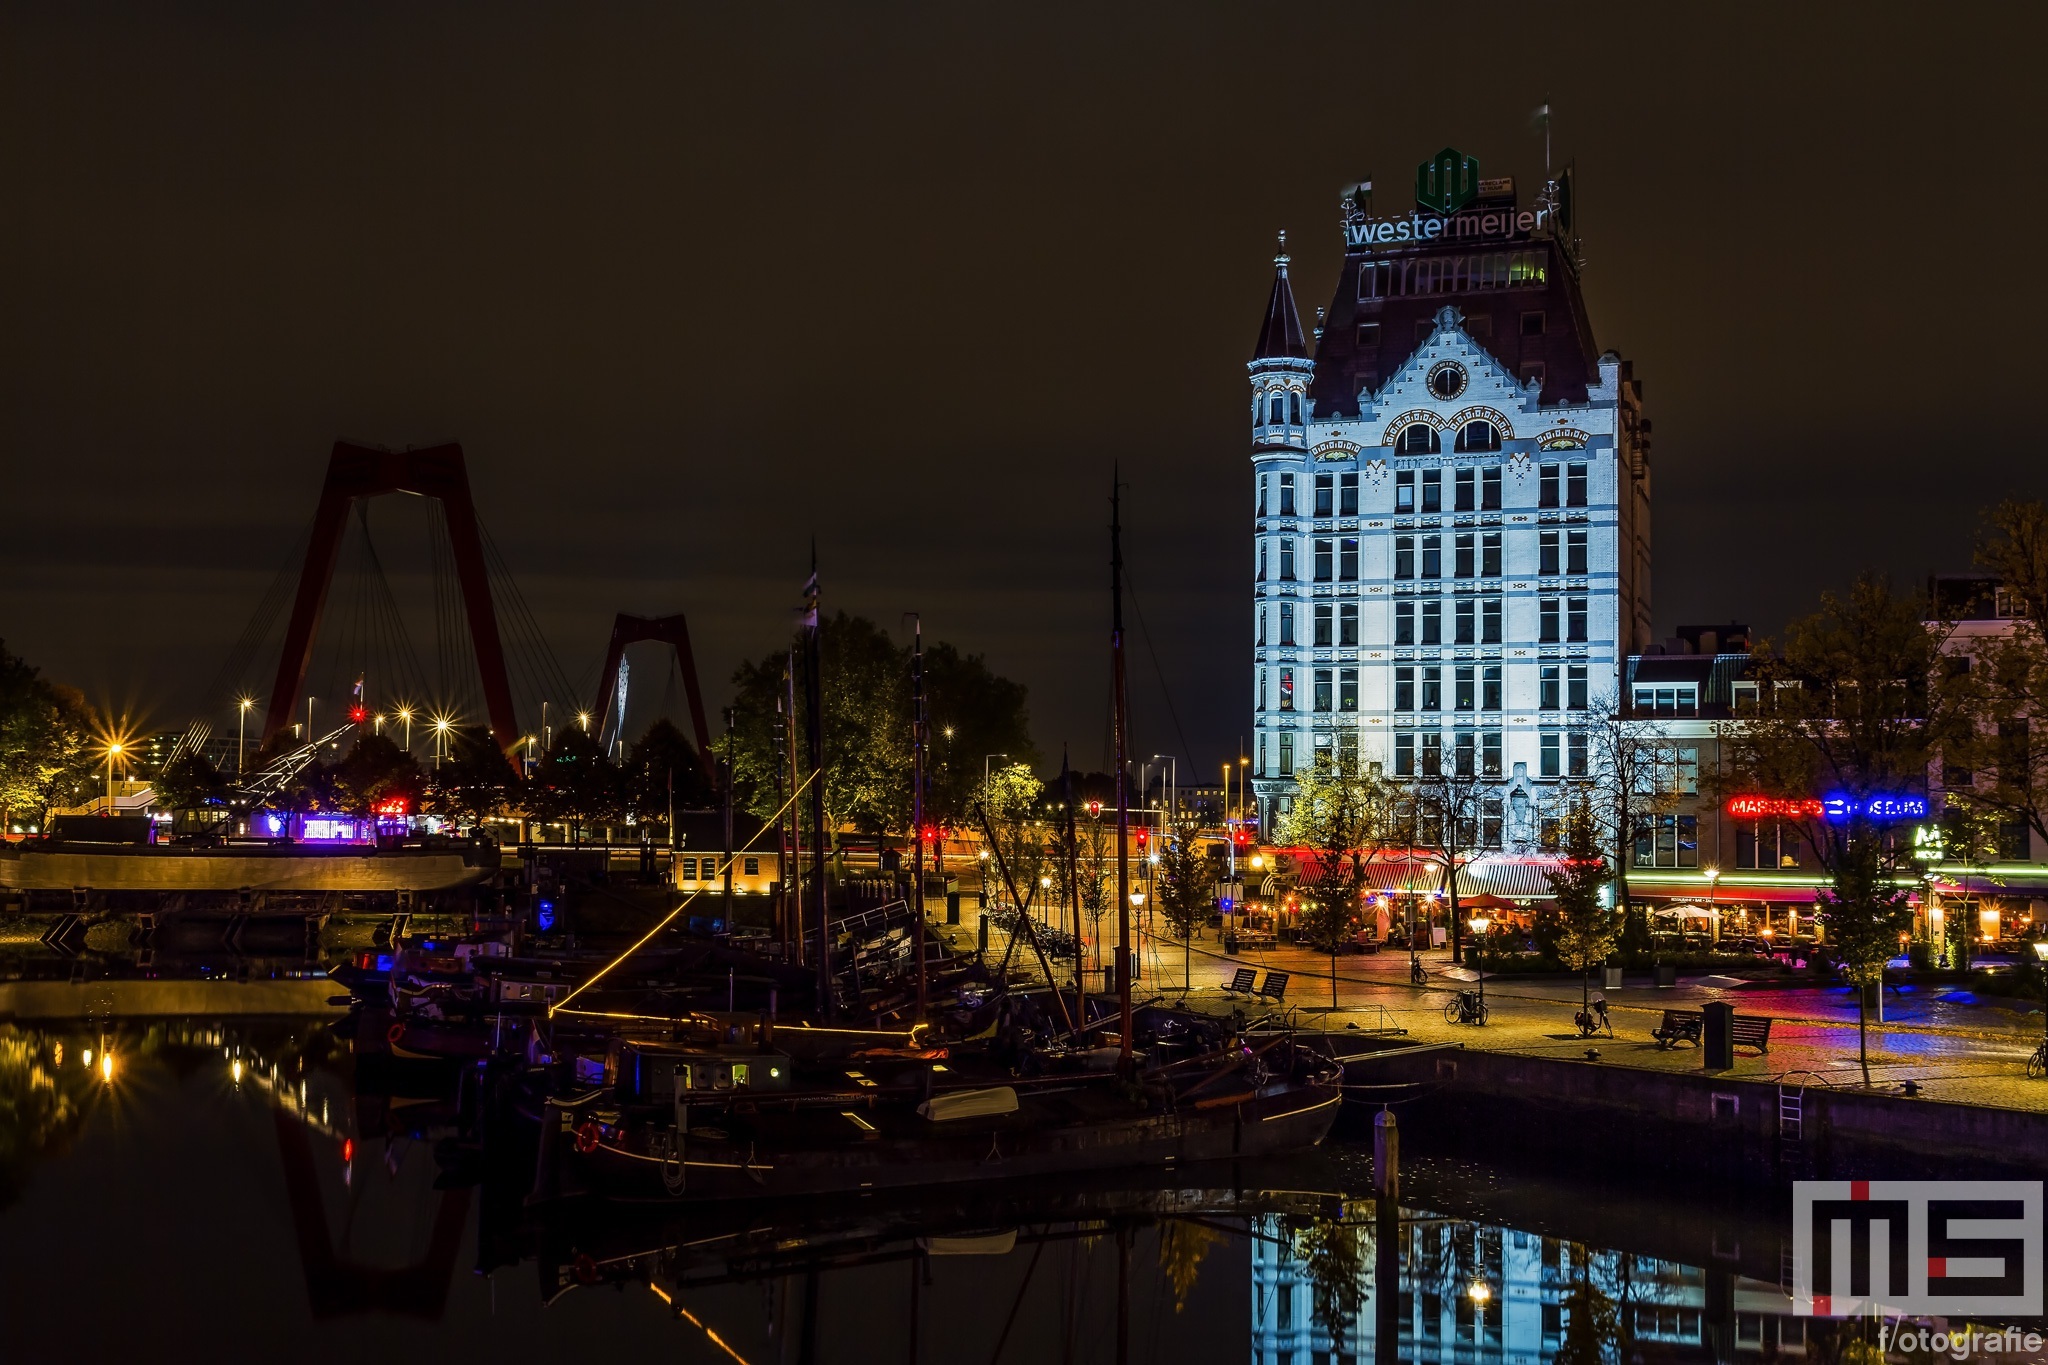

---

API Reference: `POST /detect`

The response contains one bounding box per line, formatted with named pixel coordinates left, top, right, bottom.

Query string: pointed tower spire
left=1252, top=230, right=1309, bottom=362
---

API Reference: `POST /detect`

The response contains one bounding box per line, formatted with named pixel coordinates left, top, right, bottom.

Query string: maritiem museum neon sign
left=1726, top=793, right=1928, bottom=823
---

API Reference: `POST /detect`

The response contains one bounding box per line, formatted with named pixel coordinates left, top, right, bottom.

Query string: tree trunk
left=1330, top=946, right=1339, bottom=1010
left=1857, top=985, right=1871, bottom=1085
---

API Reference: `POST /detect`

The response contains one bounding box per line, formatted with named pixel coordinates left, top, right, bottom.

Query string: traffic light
left=1134, top=828, right=1149, bottom=849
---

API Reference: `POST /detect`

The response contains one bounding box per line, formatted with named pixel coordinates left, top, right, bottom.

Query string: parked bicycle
left=1574, top=996, right=1613, bottom=1038
left=2029, top=1039, right=2046, bottom=1081
left=1444, top=989, right=1488, bottom=1026
left=1409, top=957, right=1427, bottom=987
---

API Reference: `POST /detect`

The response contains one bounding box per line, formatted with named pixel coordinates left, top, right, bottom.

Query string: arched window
left=1269, top=394, right=1285, bottom=425
left=1288, top=391, right=1303, bottom=424
left=1455, top=420, right=1500, bottom=453
left=1399, top=423, right=1440, bottom=454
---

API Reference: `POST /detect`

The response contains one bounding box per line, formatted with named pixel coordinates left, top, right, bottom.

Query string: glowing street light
left=104, top=740, right=125, bottom=807
left=1469, top=914, right=1492, bottom=1018
left=396, top=706, right=415, bottom=754
left=432, top=716, right=452, bottom=769
left=237, top=697, right=255, bottom=775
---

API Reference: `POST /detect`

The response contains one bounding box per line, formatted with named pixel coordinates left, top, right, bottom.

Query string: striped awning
left=1456, top=859, right=1563, bottom=901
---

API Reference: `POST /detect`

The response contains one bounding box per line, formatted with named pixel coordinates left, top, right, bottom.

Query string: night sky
left=4, top=4, right=2044, bottom=774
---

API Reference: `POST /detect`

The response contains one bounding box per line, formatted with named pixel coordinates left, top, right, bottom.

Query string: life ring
left=385, top=1022, right=406, bottom=1045
left=572, top=1253, right=599, bottom=1285
left=574, top=1121, right=601, bottom=1154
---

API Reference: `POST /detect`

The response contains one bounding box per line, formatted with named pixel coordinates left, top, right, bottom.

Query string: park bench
left=1651, top=1009, right=1704, bottom=1048
left=1221, top=967, right=1258, bottom=997
left=1731, top=1015, right=1773, bottom=1054
left=1256, top=971, right=1290, bottom=1003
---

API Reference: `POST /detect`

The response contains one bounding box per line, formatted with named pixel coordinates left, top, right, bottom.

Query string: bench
left=1256, top=971, right=1290, bottom=1003
left=1652, top=1009, right=1703, bottom=1048
left=1650, top=1009, right=1774, bottom=1054
left=1221, top=967, right=1258, bottom=997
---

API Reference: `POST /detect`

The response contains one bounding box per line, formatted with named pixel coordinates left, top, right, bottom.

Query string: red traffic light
left=1134, top=829, right=1149, bottom=848
left=1232, top=828, right=1251, bottom=845
left=919, top=825, right=940, bottom=843
left=1084, top=800, right=1103, bottom=817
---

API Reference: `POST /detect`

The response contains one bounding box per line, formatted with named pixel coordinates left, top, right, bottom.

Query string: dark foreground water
left=0, top=1016, right=1946, bottom=1364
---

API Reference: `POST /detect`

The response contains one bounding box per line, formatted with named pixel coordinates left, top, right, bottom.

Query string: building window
left=1482, top=465, right=1502, bottom=510
left=1731, top=680, right=1760, bottom=713
left=1314, top=539, right=1333, bottom=581
left=1280, top=540, right=1296, bottom=580
left=1395, top=666, right=1416, bottom=711
left=1636, top=814, right=1699, bottom=869
left=744, top=856, right=760, bottom=877
left=1421, top=534, right=1442, bottom=578
left=1455, top=731, right=1477, bottom=777
left=1257, top=541, right=1268, bottom=581
left=1540, top=731, right=1561, bottom=777
left=1539, top=463, right=1559, bottom=508
left=1566, top=528, right=1589, bottom=576
left=1254, top=665, right=1264, bottom=711
left=1421, top=600, right=1442, bottom=645
left=1256, top=607, right=1266, bottom=646
left=1738, top=821, right=1801, bottom=869
left=1457, top=422, right=1501, bottom=454
left=1420, top=666, right=1442, bottom=711
left=1395, top=602, right=1415, bottom=645
left=1567, top=730, right=1589, bottom=777
left=1314, top=669, right=1333, bottom=712
left=1257, top=473, right=1268, bottom=516
left=1539, top=598, right=1560, bottom=643
left=1339, top=537, right=1358, bottom=581
left=1521, top=310, right=1545, bottom=336
left=1482, top=664, right=1502, bottom=711
left=1288, top=391, right=1302, bottom=424
left=1279, top=603, right=1295, bottom=645
left=1540, top=664, right=1560, bottom=711
left=1670, top=745, right=1700, bottom=795
left=1455, top=468, right=1476, bottom=511
left=1315, top=473, right=1334, bottom=518
left=1454, top=532, right=1475, bottom=578
left=1313, top=603, right=1332, bottom=647
left=1539, top=530, right=1559, bottom=576
left=1401, top=424, right=1440, bottom=455
left=1339, top=668, right=1358, bottom=712
left=1339, top=603, right=1357, bottom=646
left=1279, top=731, right=1293, bottom=776
left=1394, top=535, right=1415, bottom=580
left=1568, top=664, right=1589, bottom=710
left=1269, top=394, right=1283, bottom=424
left=1567, top=598, right=1588, bottom=642
left=680, top=857, right=698, bottom=879
left=1357, top=319, right=1381, bottom=345
left=1279, top=668, right=1294, bottom=711
left=1482, top=731, right=1503, bottom=778
left=1279, top=473, right=1296, bottom=515
left=1632, top=685, right=1699, bottom=717
left=1395, top=732, right=1415, bottom=776
left=1395, top=470, right=1415, bottom=512
left=1421, top=732, right=1443, bottom=777
left=1481, top=597, right=1502, bottom=643
left=1421, top=468, right=1442, bottom=511
left=1455, top=599, right=1476, bottom=645
left=1475, top=531, right=1499, bottom=578
left=1567, top=462, right=1587, bottom=507
left=1454, top=666, right=1475, bottom=711
left=1339, top=472, right=1359, bottom=516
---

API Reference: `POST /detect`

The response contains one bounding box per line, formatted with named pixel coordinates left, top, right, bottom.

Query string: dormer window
left=1455, top=421, right=1501, bottom=453
left=1288, top=391, right=1302, bottom=424
left=1269, top=394, right=1285, bottom=425
left=1399, top=423, right=1439, bottom=455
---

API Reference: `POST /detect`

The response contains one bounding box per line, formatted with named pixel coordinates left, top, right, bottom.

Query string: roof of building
left=1251, top=248, right=1309, bottom=362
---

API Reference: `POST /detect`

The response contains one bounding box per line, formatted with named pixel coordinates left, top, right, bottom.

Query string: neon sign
left=371, top=796, right=410, bottom=816
left=1822, top=793, right=1927, bottom=823
left=1726, top=796, right=1825, bottom=820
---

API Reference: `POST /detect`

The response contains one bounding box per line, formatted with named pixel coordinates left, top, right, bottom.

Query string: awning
left=1456, top=859, right=1563, bottom=900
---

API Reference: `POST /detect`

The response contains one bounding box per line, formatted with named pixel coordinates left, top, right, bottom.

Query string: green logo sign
left=1414, top=147, right=1480, bottom=215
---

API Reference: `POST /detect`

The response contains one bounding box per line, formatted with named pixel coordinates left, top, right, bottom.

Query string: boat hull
left=0, top=841, right=499, bottom=893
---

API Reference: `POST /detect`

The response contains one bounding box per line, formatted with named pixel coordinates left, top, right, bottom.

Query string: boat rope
left=650, top=1284, right=753, bottom=1365
left=548, top=769, right=817, bottom=1017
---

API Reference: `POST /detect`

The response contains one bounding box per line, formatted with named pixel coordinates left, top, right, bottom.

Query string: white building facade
left=1248, top=154, right=1652, bottom=838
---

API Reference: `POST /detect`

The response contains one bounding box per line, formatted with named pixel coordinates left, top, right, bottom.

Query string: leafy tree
left=625, top=718, right=716, bottom=827
left=1553, top=1244, right=1620, bottom=1365
left=326, top=734, right=424, bottom=816
left=1293, top=1215, right=1366, bottom=1355
left=980, top=761, right=1050, bottom=917
left=152, top=751, right=228, bottom=812
left=1725, top=573, right=1970, bottom=1084
left=0, top=643, right=93, bottom=827
left=1282, top=752, right=1396, bottom=1008
left=1544, top=798, right=1618, bottom=1024
left=426, top=726, right=519, bottom=831
left=1153, top=818, right=1212, bottom=991
left=1945, top=499, right=2048, bottom=860
left=525, top=726, right=623, bottom=843
left=1569, top=697, right=1677, bottom=954
left=1401, top=762, right=1496, bottom=965
left=925, top=640, right=1036, bottom=826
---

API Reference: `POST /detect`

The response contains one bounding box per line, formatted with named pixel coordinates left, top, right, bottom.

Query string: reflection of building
left=1247, top=149, right=1652, bottom=837
left=1249, top=1207, right=1810, bottom=1365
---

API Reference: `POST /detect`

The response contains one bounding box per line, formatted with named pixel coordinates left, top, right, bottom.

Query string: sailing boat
left=529, top=488, right=1340, bottom=1203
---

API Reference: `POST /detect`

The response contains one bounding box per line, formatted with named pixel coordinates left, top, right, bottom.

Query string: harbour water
left=0, top=1012, right=1838, bottom=1364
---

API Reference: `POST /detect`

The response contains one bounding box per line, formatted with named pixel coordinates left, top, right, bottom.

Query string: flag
left=800, top=547, right=819, bottom=630
left=1530, top=101, right=1551, bottom=129
left=352, top=675, right=364, bottom=700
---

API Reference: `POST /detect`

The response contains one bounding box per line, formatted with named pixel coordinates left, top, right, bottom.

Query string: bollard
left=1703, top=1000, right=1734, bottom=1070
left=1374, top=1107, right=1401, bottom=1365
left=1373, top=1107, right=1399, bottom=1199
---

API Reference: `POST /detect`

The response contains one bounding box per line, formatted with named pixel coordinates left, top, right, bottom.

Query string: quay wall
left=1359, top=1046, right=2048, bottom=1184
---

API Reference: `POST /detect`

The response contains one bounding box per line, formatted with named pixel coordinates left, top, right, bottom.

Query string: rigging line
left=1118, top=566, right=1194, bottom=789
left=476, top=518, right=579, bottom=705
left=549, top=769, right=820, bottom=1016
left=202, top=523, right=311, bottom=714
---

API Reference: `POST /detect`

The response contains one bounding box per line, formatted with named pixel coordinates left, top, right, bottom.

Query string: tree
left=426, top=726, right=518, bottom=832
left=1724, top=573, right=1970, bottom=1084
left=326, top=734, right=424, bottom=816
left=1153, top=818, right=1212, bottom=992
left=0, top=643, right=93, bottom=828
left=1945, top=499, right=2048, bottom=862
left=980, top=761, right=1050, bottom=918
left=1571, top=697, right=1677, bottom=955
left=1281, top=752, right=1396, bottom=1009
left=152, top=751, right=228, bottom=812
left=624, top=718, right=716, bottom=828
left=525, top=726, right=623, bottom=843
left=1544, top=797, right=1618, bottom=1024
left=1402, top=762, right=1496, bottom=965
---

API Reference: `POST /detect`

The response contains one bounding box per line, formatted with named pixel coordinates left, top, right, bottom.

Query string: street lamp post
left=237, top=697, right=254, bottom=775
left=105, top=741, right=124, bottom=808
left=433, top=718, right=451, bottom=770
left=397, top=706, right=413, bottom=755
left=1704, top=866, right=1720, bottom=945
left=1469, top=914, right=1491, bottom=1019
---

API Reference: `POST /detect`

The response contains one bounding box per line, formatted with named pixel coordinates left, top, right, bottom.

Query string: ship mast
left=1111, top=472, right=1133, bottom=1074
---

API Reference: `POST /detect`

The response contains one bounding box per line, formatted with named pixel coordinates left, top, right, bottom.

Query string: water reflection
left=0, top=1012, right=1866, bottom=1363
